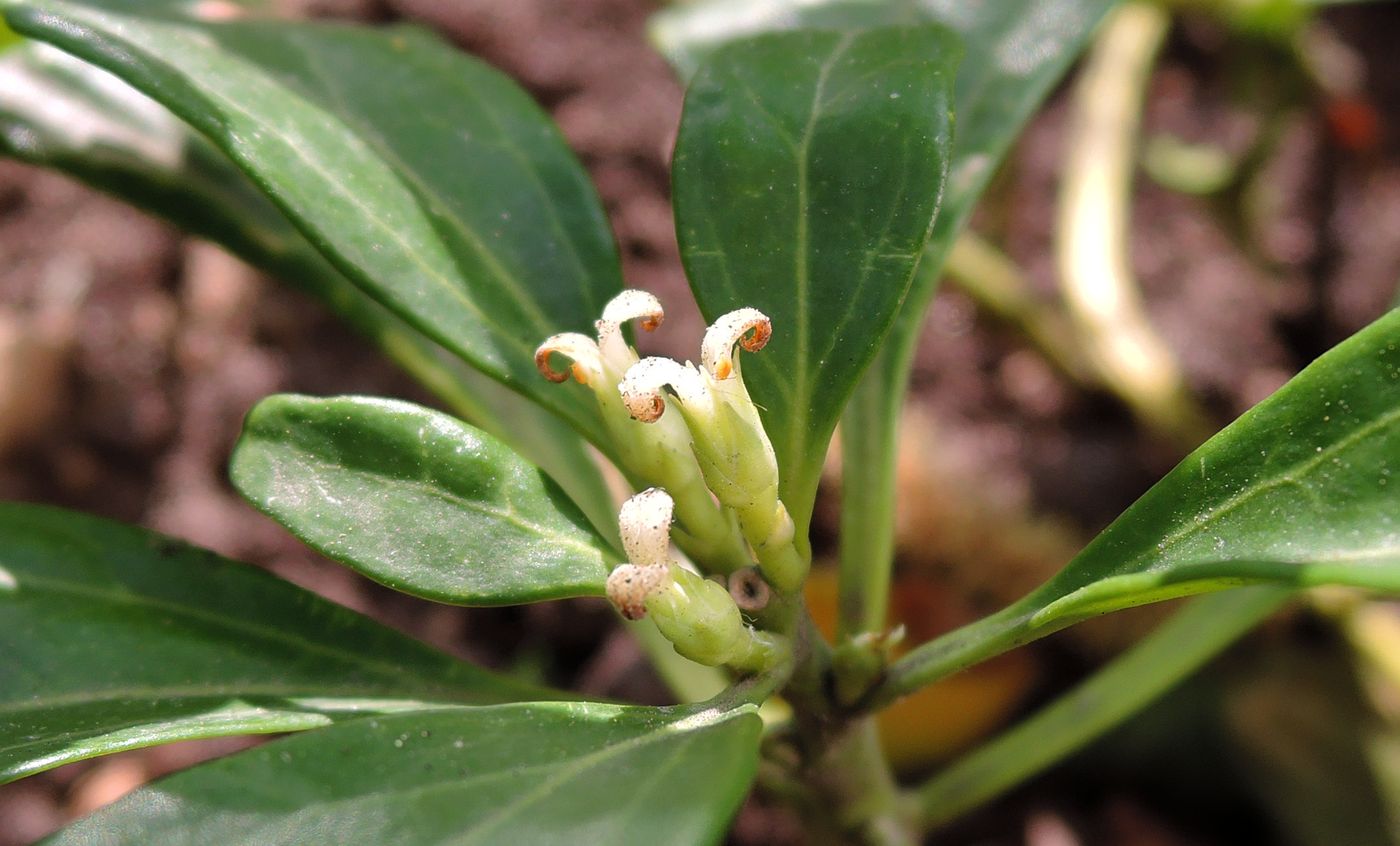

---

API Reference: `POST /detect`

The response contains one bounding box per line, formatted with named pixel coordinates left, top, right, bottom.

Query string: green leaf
left=2, top=0, right=623, bottom=444
left=655, top=0, right=1116, bottom=328
left=0, top=503, right=551, bottom=783
left=45, top=703, right=761, bottom=846
left=671, top=24, right=958, bottom=529
left=875, top=309, right=1400, bottom=705
left=0, top=41, right=619, bottom=538
left=231, top=395, right=617, bottom=606
left=655, top=0, right=1115, bottom=633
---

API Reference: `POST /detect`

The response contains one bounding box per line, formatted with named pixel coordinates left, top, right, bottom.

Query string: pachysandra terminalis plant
left=1, top=1, right=1399, bottom=843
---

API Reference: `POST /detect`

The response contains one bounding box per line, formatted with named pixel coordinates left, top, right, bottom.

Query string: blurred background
left=2, top=0, right=1400, bottom=843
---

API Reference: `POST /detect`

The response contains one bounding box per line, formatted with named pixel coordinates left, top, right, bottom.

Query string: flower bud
left=618, top=353, right=777, bottom=513
left=606, top=563, right=669, bottom=621
left=701, top=307, right=770, bottom=381
left=534, top=332, right=605, bottom=386
left=604, top=488, right=675, bottom=620
left=607, top=489, right=781, bottom=671
left=646, top=564, right=783, bottom=672
left=597, top=289, right=664, bottom=375
left=618, top=486, right=674, bottom=568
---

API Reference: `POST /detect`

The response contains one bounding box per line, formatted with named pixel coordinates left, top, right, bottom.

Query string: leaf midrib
left=786, top=32, right=854, bottom=472
left=282, top=451, right=609, bottom=564
left=1097, top=403, right=1400, bottom=583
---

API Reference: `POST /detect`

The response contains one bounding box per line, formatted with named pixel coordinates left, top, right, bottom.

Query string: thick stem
left=804, top=719, right=916, bottom=845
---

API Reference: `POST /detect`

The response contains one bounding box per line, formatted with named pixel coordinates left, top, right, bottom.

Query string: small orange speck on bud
left=534, top=332, right=604, bottom=385
left=739, top=320, right=770, bottom=353
left=701, top=308, right=771, bottom=380
left=535, top=348, right=570, bottom=383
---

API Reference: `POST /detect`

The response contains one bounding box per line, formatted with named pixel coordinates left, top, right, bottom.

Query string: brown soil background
left=2, top=0, right=1399, bottom=843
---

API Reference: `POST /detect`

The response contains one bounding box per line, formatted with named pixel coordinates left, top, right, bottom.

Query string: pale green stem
left=1056, top=1, right=1213, bottom=450
left=910, top=587, right=1289, bottom=831
left=832, top=258, right=944, bottom=701
left=837, top=362, right=902, bottom=640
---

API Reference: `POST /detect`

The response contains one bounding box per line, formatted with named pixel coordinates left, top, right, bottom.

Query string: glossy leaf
left=46, top=703, right=761, bottom=846
left=0, top=503, right=550, bottom=783
left=672, top=25, right=957, bottom=528
left=655, top=0, right=1115, bottom=330
left=2, top=0, right=623, bottom=443
left=655, top=0, right=1115, bottom=632
left=875, top=309, right=1400, bottom=705
left=0, top=41, right=618, bottom=536
left=231, top=395, right=617, bottom=606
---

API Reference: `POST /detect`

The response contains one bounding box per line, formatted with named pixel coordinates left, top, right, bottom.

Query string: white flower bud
left=605, top=488, right=676, bottom=620
left=596, top=290, right=665, bottom=373
left=618, top=487, right=674, bottom=568
left=605, top=563, right=671, bottom=621
left=534, top=332, right=605, bottom=386
left=618, top=356, right=711, bottom=423
left=534, top=295, right=759, bottom=580
left=701, top=308, right=771, bottom=380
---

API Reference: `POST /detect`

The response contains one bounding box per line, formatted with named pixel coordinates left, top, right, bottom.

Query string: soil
left=2, top=1, right=1399, bottom=844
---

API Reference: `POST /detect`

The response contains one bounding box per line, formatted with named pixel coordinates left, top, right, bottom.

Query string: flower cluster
left=535, top=290, right=808, bottom=670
